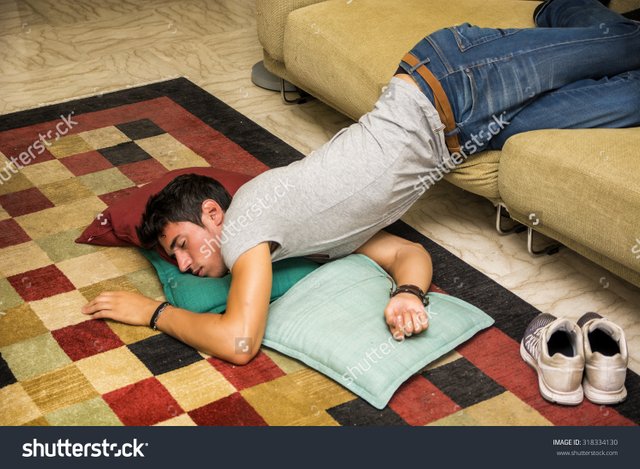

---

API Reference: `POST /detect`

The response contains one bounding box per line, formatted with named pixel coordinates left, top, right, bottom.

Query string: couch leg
left=495, top=203, right=525, bottom=235
left=280, top=79, right=311, bottom=105
left=250, top=61, right=311, bottom=104
left=527, top=227, right=563, bottom=256
left=251, top=61, right=295, bottom=91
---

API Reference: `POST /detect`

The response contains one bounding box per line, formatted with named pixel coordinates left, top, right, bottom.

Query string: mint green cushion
left=262, top=254, right=495, bottom=409
left=140, top=249, right=320, bottom=313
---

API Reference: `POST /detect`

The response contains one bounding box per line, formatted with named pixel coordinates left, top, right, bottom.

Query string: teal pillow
left=262, top=254, right=495, bottom=409
left=140, top=249, right=320, bottom=313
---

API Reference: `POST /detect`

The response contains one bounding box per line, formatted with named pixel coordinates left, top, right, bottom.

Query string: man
left=82, top=0, right=640, bottom=365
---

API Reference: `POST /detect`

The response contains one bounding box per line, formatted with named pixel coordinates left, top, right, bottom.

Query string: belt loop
left=445, top=127, right=461, bottom=138
left=409, top=58, right=430, bottom=73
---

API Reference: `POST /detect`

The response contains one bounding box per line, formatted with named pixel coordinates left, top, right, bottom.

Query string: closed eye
left=169, top=241, right=186, bottom=259
left=170, top=241, right=186, bottom=259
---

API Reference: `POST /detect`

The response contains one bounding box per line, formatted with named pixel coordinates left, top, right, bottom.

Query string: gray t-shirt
left=220, top=77, right=449, bottom=271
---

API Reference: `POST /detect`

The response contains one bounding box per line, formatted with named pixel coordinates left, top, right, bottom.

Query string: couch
left=256, top=0, right=640, bottom=288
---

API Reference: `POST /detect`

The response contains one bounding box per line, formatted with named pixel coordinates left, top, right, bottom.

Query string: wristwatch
left=390, top=284, right=429, bottom=306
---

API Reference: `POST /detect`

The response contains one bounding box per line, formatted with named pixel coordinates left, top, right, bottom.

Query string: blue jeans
left=399, top=0, right=640, bottom=152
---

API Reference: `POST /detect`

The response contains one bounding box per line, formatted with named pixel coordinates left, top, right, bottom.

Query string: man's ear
left=201, top=199, right=224, bottom=227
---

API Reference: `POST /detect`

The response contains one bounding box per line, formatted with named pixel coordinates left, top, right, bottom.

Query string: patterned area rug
left=0, top=79, right=637, bottom=426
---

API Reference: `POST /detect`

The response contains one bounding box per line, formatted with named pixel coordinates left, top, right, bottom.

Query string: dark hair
left=136, top=174, right=232, bottom=248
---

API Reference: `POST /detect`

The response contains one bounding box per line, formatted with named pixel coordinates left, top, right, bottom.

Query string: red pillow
left=76, top=167, right=254, bottom=262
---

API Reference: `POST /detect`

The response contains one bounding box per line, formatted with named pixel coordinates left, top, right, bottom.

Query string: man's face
left=158, top=200, right=228, bottom=278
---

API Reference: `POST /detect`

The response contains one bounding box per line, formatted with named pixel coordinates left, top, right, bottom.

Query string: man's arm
left=355, top=230, right=432, bottom=339
left=82, top=242, right=273, bottom=365
left=156, top=242, right=272, bottom=363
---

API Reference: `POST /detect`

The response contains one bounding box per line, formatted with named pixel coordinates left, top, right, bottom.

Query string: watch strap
left=390, top=284, right=429, bottom=306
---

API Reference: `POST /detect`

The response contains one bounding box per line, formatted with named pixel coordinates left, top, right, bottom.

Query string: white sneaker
left=520, top=313, right=584, bottom=405
left=577, top=312, right=628, bottom=405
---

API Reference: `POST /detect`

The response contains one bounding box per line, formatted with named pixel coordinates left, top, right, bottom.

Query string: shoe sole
left=583, top=376, right=627, bottom=405
left=520, top=341, right=583, bottom=406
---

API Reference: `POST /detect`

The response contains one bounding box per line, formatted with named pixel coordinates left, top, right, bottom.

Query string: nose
left=175, top=251, right=192, bottom=273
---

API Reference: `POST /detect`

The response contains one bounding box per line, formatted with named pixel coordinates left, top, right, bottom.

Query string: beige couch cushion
left=499, top=128, right=640, bottom=284
left=257, top=0, right=326, bottom=64
left=443, top=151, right=502, bottom=202
left=283, top=0, right=538, bottom=120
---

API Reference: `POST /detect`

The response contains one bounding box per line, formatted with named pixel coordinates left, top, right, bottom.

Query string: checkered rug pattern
left=0, top=79, right=638, bottom=426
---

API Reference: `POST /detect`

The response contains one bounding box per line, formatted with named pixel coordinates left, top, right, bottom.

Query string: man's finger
left=411, top=310, right=424, bottom=334
left=90, top=310, right=115, bottom=321
left=384, top=309, right=395, bottom=327
left=391, top=326, right=404, bottom=341
left=82, top=300, right=111, bottom=315
left=418, top=310, right=429, bottom=329
left=90, top=311, right=105, bottom=320
left=402, top=312, right=413, bottom=336
left=384, top=309, right=404, bottom=341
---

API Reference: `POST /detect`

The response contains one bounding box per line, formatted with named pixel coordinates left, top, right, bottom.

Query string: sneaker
left=577, top=312, right=628, bottom=405
left=520, top=313, right=584, bottom=405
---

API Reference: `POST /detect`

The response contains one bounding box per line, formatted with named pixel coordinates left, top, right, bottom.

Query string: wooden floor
left=1, top=0, right=638, bottom=372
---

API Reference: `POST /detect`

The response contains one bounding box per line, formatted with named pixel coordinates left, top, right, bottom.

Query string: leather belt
left=402, top=52, right=461, bottom=154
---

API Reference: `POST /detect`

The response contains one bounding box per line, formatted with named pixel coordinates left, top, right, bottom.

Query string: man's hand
left=81, top=291, right=162, bottom=326
left=355, top=230, right=433, bottom=340
left=385, top=292, right=429, bottom=340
